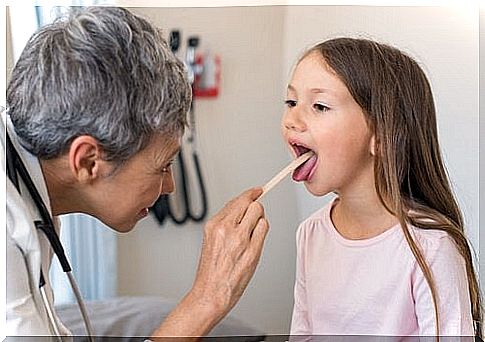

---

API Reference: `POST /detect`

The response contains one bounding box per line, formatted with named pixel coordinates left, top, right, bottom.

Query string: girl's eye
left=313, top=102, right=330, bottom=113
left=284, top=99, right=297, bottom=108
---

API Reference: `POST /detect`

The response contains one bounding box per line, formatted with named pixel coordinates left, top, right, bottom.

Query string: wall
left=6, top=7, right=14, bottom=82
left=480, top=6, right=484, bottom=287
left=116, top=6, right=299, bottom=334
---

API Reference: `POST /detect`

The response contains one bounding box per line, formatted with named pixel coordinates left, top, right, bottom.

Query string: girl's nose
left=283, top=108, right=307, bottom=133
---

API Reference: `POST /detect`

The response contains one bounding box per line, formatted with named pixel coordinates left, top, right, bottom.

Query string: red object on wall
left=193, top=53, right=221, bottom=98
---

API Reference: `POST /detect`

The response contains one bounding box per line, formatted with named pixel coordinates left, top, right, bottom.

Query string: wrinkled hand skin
left=150, top=187, right=270, bottom=340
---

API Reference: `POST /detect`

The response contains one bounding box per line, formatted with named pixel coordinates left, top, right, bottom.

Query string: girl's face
left=281, top=52, right=375, bottom=196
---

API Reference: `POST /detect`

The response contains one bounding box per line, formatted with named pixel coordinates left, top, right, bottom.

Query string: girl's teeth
left=293, top=144, right=312, bottom=157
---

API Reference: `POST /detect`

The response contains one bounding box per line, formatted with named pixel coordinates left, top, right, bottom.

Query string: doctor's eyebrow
left=169, top=147, right=180, bottom=159
left=159, top=147, right=180, bottom=165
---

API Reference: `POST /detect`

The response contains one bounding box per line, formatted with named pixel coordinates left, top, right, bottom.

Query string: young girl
left=282, top=37, right=481, bottom=337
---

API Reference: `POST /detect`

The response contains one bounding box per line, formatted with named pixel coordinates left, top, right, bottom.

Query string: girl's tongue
left=292, top=154, right=318, bottom=182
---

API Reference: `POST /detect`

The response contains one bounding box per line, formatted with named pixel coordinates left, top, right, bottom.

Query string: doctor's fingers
left=215, top=188, right=263, bottom=223
left=246, top=217, right=269, bottom=258
left=229, top=217, right=269, bottom=294
left=223, top=202, right=265, bottom=262
left=238, top=201, right=265, bottom=236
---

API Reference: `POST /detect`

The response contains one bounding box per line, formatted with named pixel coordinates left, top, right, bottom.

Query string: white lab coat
left=3, top=113, right=72, bottom=339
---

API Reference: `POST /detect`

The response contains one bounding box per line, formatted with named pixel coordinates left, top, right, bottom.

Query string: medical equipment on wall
left=6, top=131, right=95, bottom=342
left=193, top=50, right=221, bottom=98
left=152, top=30, right=217, bottom=225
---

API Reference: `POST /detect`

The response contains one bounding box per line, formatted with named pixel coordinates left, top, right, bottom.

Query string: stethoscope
left=6, top=130, right=95, bottom=341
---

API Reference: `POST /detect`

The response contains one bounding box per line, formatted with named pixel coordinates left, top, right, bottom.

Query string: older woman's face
left=92, top=135, right=180, bottom=232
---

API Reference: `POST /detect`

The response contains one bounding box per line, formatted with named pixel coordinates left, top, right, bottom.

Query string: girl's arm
left=412, top=233, right=474, bottom=336
left=290, top=225, right=311, bottom=336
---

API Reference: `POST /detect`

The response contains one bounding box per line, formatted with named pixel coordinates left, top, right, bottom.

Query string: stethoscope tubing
left=39, top=285, right=63, bottom=341
left=67, top=271, right=95, bottom=340
left=6, top=130, right=95, bottom=341
left=171, top=149, right=208, bottom=223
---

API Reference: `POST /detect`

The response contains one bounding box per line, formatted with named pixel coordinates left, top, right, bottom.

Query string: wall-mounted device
left=151, top=30, right=210, bottom=226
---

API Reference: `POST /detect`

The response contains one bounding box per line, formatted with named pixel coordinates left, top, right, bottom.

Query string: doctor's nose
left=283, top=108, right=307, bottom=133
left=160, top=172, right=175, bottom=195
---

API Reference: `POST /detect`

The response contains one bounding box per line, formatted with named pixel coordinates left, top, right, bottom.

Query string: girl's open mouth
left=291, top=143, right=318, bottom=182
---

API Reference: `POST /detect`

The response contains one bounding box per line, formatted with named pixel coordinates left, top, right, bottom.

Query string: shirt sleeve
left=290, top=224, right=311, bottom=336
left=411, top=232, right=474, bottom=336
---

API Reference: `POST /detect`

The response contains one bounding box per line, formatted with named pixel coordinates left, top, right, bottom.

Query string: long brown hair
left=303, top=37, right=481, bottom=337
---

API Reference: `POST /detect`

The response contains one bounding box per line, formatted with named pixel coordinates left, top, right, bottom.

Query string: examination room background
left=5, top=4, right=480, bottom=335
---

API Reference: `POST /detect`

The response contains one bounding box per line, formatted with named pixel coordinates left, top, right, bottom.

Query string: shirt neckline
left=325, top=197, right=401, bottom=247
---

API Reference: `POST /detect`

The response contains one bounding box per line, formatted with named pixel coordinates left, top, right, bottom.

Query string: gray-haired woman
left=4, top=6, right=269, bottom=339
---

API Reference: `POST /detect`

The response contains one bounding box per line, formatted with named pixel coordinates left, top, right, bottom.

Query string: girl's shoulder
left=408, top=223, right=463, bottom=263
left=296, top=199, right=334, bottom=239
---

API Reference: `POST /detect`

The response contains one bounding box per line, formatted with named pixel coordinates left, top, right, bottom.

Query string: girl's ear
left=369, top=135, right=376, bottom=156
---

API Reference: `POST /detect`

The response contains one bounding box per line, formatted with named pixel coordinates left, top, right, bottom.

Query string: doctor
left=4, top=6, right=269, bottom=340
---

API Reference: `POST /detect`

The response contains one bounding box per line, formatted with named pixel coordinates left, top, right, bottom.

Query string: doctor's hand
left=150, top=187, right=269, bottom=339
left=192, top=187, right=269, bottom=314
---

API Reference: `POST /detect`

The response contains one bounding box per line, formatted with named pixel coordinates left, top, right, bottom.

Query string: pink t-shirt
left=290, top=198, right=473, bottom=336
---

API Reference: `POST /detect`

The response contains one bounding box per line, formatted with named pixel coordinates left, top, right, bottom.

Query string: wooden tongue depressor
left=258, top=151, right=315, bottom=200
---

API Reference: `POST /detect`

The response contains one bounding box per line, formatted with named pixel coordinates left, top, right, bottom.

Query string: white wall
left=6, top=8, right=14, bottom=82
left=117, top=6, right=299, bottom=335
left=480, top=6, right=484, bottom=288
left=283, top=5, right=480, bottom=259
left=117, top=5, right=480, bottom=335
